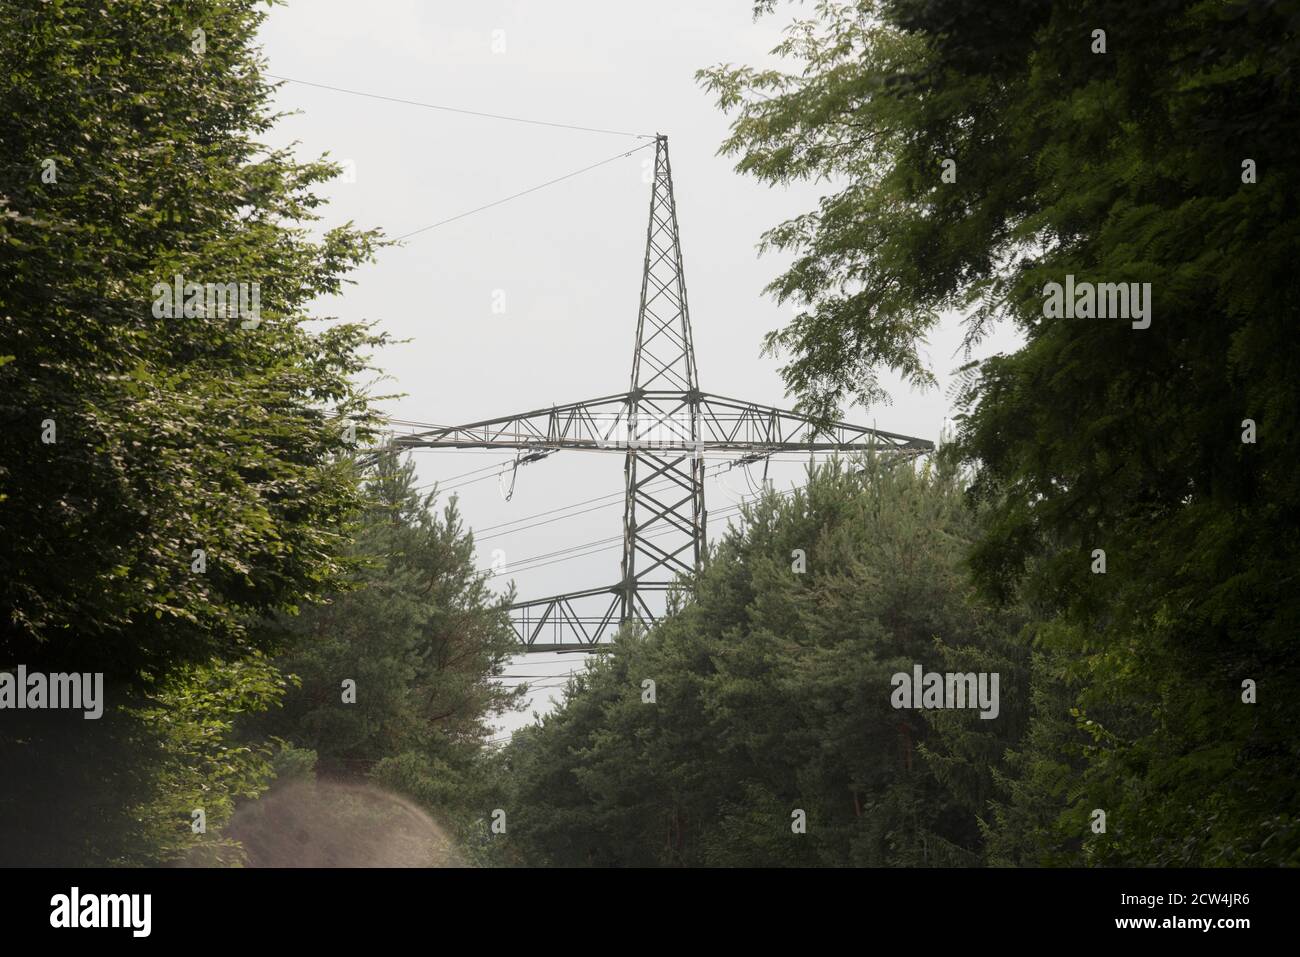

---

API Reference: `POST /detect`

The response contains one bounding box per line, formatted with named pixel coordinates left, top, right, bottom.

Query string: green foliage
left=0, top=0, right=391, bottom=865
left=253, top=453, right=524, bottom=775
left=221, top=454, right=525, bottom=865
left=701, top=0, right=1300, bottom=863
left=369, top=748, right=514, bottom=867
left=0, top=653, right=291, bottom=865
left=499, top=457, right=1027, bottom=866
left=125, top=654, right=294, bottom=866
left=0, top=0, right=388, bottom=683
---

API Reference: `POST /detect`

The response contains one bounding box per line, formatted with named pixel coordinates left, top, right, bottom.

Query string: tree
left=0, top=0, right=385, bottom=864
left=0, top=0, right=386, bottom=684
left=700, top=0, right=1300, bottom=863
left=501, top=456, right=1027, bottom=866
left=232, top=452, right=526, bottom=866
left=255, top=453, right=524, bottom=777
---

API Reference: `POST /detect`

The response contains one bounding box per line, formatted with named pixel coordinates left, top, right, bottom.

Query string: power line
left=391, top=142, right=654, bottom=240
left=497, top=673, right=581, bottom=679
left=489, top=530, right=627, bottom=574
left=266, top=74, right=654, bottom=140
left=485, top=529, right=659, bottom=580
left=485, top=490, right=732, bottom=572
left=474, top=495, right=623, bottom=542
left=439, top=469, right=511, bottom=494
left=497, top=676, right=578, bottom=688
left=475, top=488, right=627, bottom=534
left=470, top=459, right=758, bottom=541
left=513, top=678, right=577, bottom=690
left=481, top=482, right=804, bottom=579
left=499, top=664, right=585, bottom=676
left=365, top=451, right=799, bottom=540
left=418, top=460, right=504, bottom=485
left=263, top=78, right=656, bottom=241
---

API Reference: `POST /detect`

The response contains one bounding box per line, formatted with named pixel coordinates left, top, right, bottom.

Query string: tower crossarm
left=507, top=583, right=625, bottom=652
left=381, top=391, right=933, bottom=455
left=694, top=393, right=933, bottom=454
left=385, top=392, right=634, bottom=452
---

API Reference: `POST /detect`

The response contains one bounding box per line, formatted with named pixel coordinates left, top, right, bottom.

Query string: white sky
left=256, top=1, right=1022, bottom=740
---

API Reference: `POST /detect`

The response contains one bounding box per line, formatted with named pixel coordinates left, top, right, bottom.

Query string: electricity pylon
left=390, top=135, right=933, bottom=651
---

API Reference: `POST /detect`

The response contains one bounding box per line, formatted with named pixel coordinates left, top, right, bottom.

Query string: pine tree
left=500, top=456, right=1027, bottom=866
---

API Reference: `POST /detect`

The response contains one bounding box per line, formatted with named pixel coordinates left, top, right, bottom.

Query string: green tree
left=0, top=0, right=384, bottom=864
left=0, top=651, right=293, bottom=865
left=0, top=0, right=385, bottom=683
left=251, top=453, right=524, bottom=831
left=700, top=0, right=1300, bottom=863
left=501, top=456, right=1026, bottom=866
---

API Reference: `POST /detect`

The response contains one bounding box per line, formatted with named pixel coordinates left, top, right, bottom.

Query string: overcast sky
left=257, top=1, right=1022, bottom=739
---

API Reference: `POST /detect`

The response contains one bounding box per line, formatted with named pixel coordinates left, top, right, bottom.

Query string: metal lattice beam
left=388, top=392, right=932, bottom=455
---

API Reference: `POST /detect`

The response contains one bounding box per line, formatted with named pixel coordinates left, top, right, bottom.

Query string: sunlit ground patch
left=217, top=779, right=464, bottom=868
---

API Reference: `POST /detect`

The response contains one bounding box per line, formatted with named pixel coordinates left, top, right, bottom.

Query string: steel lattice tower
left=621, top=137, right=704, bottom=624
left=389, top=135, right=933, bottom=651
